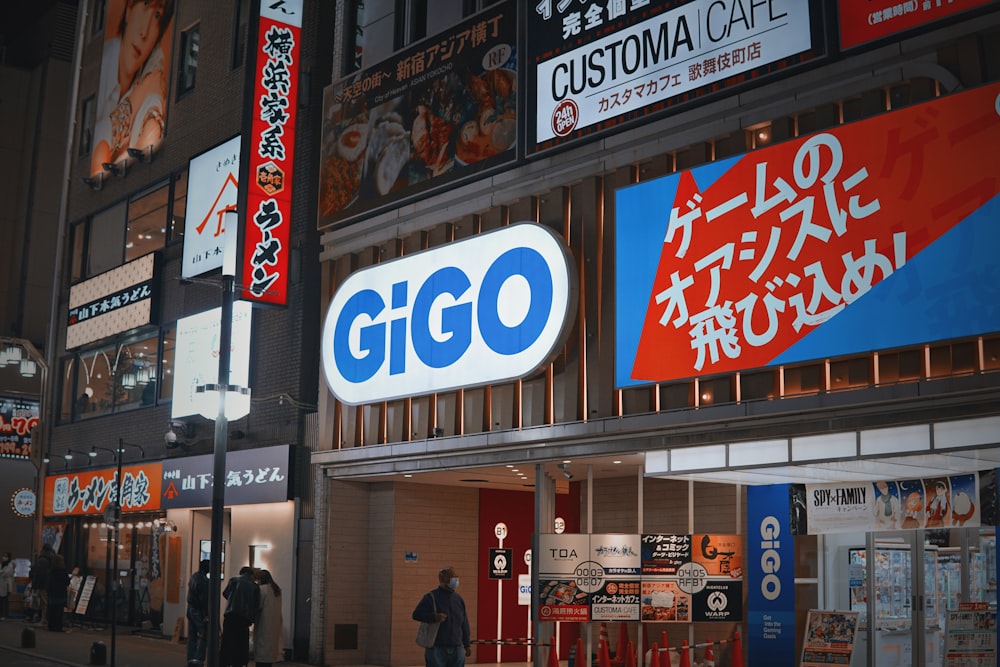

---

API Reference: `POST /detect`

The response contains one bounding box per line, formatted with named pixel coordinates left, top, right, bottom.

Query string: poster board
left=74, top=575, right=98, bottom=616
left=800, top=610, right=859, bottom=666
left=944, top=602, right=997, bottom=667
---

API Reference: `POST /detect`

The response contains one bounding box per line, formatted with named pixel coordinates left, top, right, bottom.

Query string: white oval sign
left=322, top=223, right=576, bottom=405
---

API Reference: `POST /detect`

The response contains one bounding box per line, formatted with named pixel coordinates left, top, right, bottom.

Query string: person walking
left=46, top=554, right=70, bottom=632
left=254, top=569, right=283, bottom=667
left=0, top=552, right=14, bottom=619
left=412, top=566, right=472, bottom=667
left=219, top=566, right=260, bottom=667
left=29, top=544, right=53, bottom=624
left=186, top=559, right=210, bottom=666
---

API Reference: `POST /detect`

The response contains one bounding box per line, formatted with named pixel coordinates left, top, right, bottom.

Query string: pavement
left=0, top=614, right=315, bottom=667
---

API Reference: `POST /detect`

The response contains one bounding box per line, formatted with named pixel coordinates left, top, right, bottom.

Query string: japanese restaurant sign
left=838, top=0, right=996, bottom=50
left=528, top=0, right=819, bottom=153
left=0, top=397, right=39, bottom=460
left=615, top=82, right=1000, bottom=388
left=239, top=0, right=302, bottom=306
left=318, top=0, right=517, bottom=229
left=45, top=463, right=163, bottom=516
left=183, top=136, right=240, bottom=278
left=66, top=254, right=158, bottom=349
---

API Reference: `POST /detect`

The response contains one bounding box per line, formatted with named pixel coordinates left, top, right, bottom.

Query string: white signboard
left=171, top=301, right=252, bottom=419
left=182, top=136, right=241, bottom=278
left=534, top=0, right=812, bottom=144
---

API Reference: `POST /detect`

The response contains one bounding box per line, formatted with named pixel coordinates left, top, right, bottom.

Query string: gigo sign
left=322, top=223, right=576, bottom=404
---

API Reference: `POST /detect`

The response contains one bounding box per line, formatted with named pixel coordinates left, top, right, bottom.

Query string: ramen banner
left=318, top=1, right=517, bottom=229
left=615, top=82, right=1000, bottom=388
left=794, top=471, right=1000, bottom=535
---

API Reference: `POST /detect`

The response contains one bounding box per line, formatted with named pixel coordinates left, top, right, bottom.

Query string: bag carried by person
left=415, top=593, right=440, bottom=648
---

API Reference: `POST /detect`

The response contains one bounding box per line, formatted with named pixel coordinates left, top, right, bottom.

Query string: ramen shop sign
left=321, top=224, right=577, bottom=404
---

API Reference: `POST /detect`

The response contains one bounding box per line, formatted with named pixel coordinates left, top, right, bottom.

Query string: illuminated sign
left=838, top=0, right=996, bottom=50
left=321, top=223, right=576, bottom=405
left=615, top=82, right=1000, bottom=387
left=528, top=0, right=818, bottom=153
left=239, top=0, right=303, bottom=306
left=66, top=254, right=158, bottom=349
left=183, top=136, right=241, bottom=278
left=45, top=463, right=163, bottom=516
left=0, top=397, right=39, bottom=460
left=171, top=302, right=253, bottom=420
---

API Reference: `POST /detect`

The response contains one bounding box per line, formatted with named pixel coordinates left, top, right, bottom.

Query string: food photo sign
left=318, top=0, right=517, bottom=229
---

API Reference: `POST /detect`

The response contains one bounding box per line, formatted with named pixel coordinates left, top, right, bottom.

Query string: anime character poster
left=91, top=0, right=175, bottom=177
left=800, top=610, right=860, bottom=667
left=615, top=82, right=1000, bottom=388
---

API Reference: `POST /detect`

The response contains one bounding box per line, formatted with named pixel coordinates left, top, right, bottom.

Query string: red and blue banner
left=615, top=82, right=1000, bottom=387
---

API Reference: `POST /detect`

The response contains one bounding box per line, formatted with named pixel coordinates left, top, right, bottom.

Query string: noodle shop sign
left=317, top=0, right=518, bottom=229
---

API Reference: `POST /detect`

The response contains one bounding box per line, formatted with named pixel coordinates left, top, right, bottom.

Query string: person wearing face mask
left=0, top=552, right=14, bottom=619
left=412, top=566, right=472, bottom=667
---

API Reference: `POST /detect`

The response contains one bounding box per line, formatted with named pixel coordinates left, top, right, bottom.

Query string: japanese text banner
left=615, top=82, right=1000, bottom=387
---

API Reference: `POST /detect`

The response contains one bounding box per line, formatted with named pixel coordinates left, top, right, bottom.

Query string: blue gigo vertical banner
left=747, top=484, right=796, bottom=666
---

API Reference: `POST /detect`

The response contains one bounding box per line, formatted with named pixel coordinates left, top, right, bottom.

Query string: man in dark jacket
left=186, top=559, right=211, bottom=666
left=29, top=544, right=54, bottom=624
left=219, top=566, right=260, bottom=667
left=412, top=566, right=472, bottom=667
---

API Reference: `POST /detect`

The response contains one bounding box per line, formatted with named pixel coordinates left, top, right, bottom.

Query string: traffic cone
left=576, top=637, right=585, bottom=667
left=648, top=642, right=660, bottom=667
left=625, top=640, right=637, bottom=667
left=616, top=623, right=629, bottom=660
left=549, top=643, right=560, bottom=667
left=599, top=639, right=612, bottom=667
left=678, top=640, right=690, bottom=667
left=703, top=639, right=714, bottom=667
left=659, top=632, right=671, bottom=667
left=600, top=623, right=610, bottom=650
left=730, top=631, right=743, bottom=667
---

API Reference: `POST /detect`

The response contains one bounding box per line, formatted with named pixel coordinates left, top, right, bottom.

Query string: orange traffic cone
left=648, top=642, right=660, bottom=667
left=678, top=640, right=690, bottom=667
left=625, top=640, right=636, bottom=667
left=616, top=623, right=629, bottom=660
left=575, top=637, right=585, bottom=667
left=703, top=639, right=714, bottom=667
left=599, top=639, right=612, bottom=667
left=600, top=623, right=610, bottom=650
left=730, top=631, right=743, bottom=667
left=549, top=643, right=560, bottom=667
left=659, top=632, right=670, bottom=667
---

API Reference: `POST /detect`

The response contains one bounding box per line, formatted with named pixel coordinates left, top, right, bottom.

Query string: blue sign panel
left=747, top=484, right=796, bottom=666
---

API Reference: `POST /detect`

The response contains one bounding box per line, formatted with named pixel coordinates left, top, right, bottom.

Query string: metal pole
left=207, top=273, right=234, bottom=667
left=112, top=438, right=123, bottom=667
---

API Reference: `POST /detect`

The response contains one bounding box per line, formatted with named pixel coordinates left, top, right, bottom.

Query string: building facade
left=313, top=2, right=1000, bottom=667
left=34, top=0, right=333, bottom=660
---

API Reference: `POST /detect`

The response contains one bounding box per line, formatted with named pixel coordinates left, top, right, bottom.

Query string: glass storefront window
left=125, top=184, right=170, bottom=261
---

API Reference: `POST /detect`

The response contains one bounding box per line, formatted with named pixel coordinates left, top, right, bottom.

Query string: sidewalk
left=0, top=615, right=314, bottom=667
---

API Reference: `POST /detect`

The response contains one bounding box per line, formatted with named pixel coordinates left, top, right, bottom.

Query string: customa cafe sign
left=615, top=82, right=1000, bottom=387
left=797, top=471, right=995, bottom=535
left=529, top=0, right=816, bottom=152
left=66, top=254, right=158, bottom=350
left=321, top=223, right=577, bottom=405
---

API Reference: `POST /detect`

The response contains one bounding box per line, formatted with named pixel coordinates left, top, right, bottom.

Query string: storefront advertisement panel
left=641, top=533, right=743, bottom=622
left=182, top=136, right=241, bottom=279
left=747, top=484, right=796, bottom=665
left=66, top=254, right=158, bottom=350
left=802, top=473, right=983, bottom=535
left=538, top=533, right=592, bottom=622
left=44, top=463, right=164, bottom=516
left=159, top=444, right=291, bottom=509
left=0, top=397, right=39, bottom=460
left=838, top=0, right=997, bottom=50
left=318, top=1, right=517, bottom=229
left=615, top=82, right=1000, bottom=388
left=528, top=0, right=819, bottom=153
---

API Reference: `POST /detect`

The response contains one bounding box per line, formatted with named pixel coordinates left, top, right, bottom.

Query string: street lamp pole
left=111, top=440, right=123, bottom=667
left=207, top=271, right=234, bottom=667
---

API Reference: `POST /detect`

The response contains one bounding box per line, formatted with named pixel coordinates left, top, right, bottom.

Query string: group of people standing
left=23, top=544, right=71, bottom=631
left=186, top=561, right=284, bottom=667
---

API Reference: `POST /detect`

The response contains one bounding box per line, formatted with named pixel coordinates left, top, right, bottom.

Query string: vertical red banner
left=240, top=1, right=302, bottom=306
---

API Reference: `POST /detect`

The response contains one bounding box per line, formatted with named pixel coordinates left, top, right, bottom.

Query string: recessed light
left=562, top=460, right=571, bottom=464
left=613, top=460, right=622, bottom=464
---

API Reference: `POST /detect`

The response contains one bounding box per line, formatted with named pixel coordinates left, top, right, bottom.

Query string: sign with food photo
left=318, top=1, right=517, bottom=229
